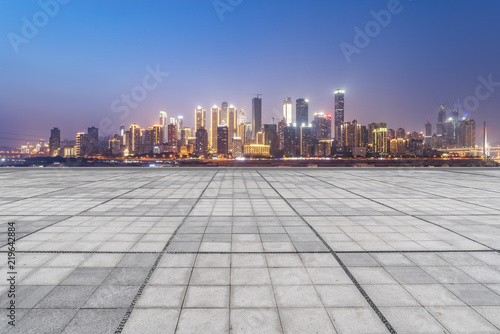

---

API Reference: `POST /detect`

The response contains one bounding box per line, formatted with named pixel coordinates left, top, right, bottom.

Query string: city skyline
left=1, top=1, right=500, bottom=147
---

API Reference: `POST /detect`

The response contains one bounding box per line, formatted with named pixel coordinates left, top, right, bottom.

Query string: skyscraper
left=195, top=127, right=208, bottom=155
left=284, top=125, right=296, bottom=156
left=263, top=124, right=278, bottom=157
left=340, top=120, right=363, bottom=153
left=312, top=113, right=331, bottom=140
left=87, top=126, right=99, bottom=155
left=296, top=98, right=309, bottom=127
left=76, top=132, right=89, bottom=156
left=437, top=105, right=446, bottom=137
left=49, top=127, right=61, bottom=156
left=373, top=127, right=388, bottom=154
left=168, top=123, right=178, bottom=148
left=129, top=123, right=141, bottom=154
left=334, top=89, right=345, bottom=141
left=195, top=106, right=206, bottom=132
left=300, top=126, right=312, bottom=156
left=217, top=125, right=228, bottom=156
left=159, top=111, right=168, bottom=144
left=228, top=106, right=237, bottom=151
left=425, top=119, right=432, bottom=145
left=239, top=109, right=246, bottom=125
left=252, top=97, right=262, bottom=138
left=460, top=119, right=475, bottom=148
left=211, top=106, right=220, bottom=151
left=220, top=102, right=229, bottom=125
left=283, top=97, right=293, bottom=125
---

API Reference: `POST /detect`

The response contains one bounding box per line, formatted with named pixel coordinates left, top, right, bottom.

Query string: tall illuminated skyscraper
left=437, top=105, right=446, bottom=137
left=252, top=97, right=262, bottom=138
left=49, top=127, right=60, bottom=156
left=211, top=105, right=220, bottom=150
left=159, top=111, right=168, bottom=143
left=283, top=97, right=293, bottom=125
left=334, top=89, right=345, bottom=141
left=76, top=132, right=88, bottom=156
left=228, top=105, right=237, bottom=151
left=129, top=123, right=141, bottom=154
left=217, top=125, right=228, bottom=156
left=296, top=98, right=309, bottom=127
left=239, top=109, right=246, bottom=125
left=220, top=102, right=228, bottom=125
left=195, top=106, right=206, bottom=132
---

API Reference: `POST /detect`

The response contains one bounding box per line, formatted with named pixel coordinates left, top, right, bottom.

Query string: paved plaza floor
left=1, top=168, right=500, bottom=334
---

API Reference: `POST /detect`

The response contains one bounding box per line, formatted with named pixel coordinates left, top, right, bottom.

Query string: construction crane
left=247, top=93, right=262, bottom=98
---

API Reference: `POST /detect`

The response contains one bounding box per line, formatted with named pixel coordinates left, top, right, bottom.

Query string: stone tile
left=13, top=309, right=78, bottom=334
left=232, top=268, right=271, bottom=285
left=184, top=286, right=229, bottom=308
left=136, top=286, right=186, bottom=308
left=279, top=308, right=336, bottom=334
left=427, top=306, right=500, bottom=333
left=274, top=285, right=323, bottom=307
left=60, top=267, right=113, bottom=286
left=84, top=285, right=138, bottom=308
left=328, top=307, right=389, bottom=334
left=231, top=285, right=276, bottom=308
left=385, top=266, right=437, bottom=284
left=230, top=308, right=282, bottom=334
left=316, top=284, right=368, bottom=307
left=380, top=306, right=448, bottom=333
left=62, top=309, right=127, bottom=334
left=338, top=253, right=379, bottom=267
left=102, top=267, right=149, bottom=286
left=35, top=285, right=97, bottom=308
left=176, top=309, right=229, bottom=334
left=189, top=268, right=230, bottom=285
left=444, top=284, right=500, bottom=306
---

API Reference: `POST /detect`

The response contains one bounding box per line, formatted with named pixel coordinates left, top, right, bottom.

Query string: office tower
left=129, top=123, right=141, bottom=154
left=177, top=116, right=184, bottom=138
left=460, top=119, right=475, bottom=148
left=228, top=106, right=237, bottom=151
left=168, top=123, right=178, bottom=147
left=119, top=124, right=125, bottom=137
left=232, top=137, right=243, bottom=157
left=437, top=105, right=446, bottom=137
left=312, top=113, right=332, bottom=140
left=217, top=125, right=228, bottom=156
left=195, top=106, right=206, bottom=132
left=284, top=125, right=297, bottom=156
left=76, top=132, right=89, bottom=156
left=340, top=120, right=365, bottom=154
left=195, top=127, right=208, bottom=155
left=390, top=138, right=407, bottom=155
left=300, top=126, right=312, bottom=156
left=256, top=131, right=265, bottom=145
left=263, top=124, right=278, bottom=156
left=277, top=118, right=286, bottom=150
left=252, top=97, right=262, bottom=138
left=245, top=123, right=253, bottom=142
left=159, top=111, right=168, bottom=143
left=180, top=128, right=191, bottom=146
left=220, top=102, right=228, bottom=125
left=211, top=106, right=220, bottom=151
left=49, top=127, right=61, bottom=156
left=238, top=123, right=246, bottom=145
left=387, top=129, right=395, bottom=140
left=283, top=97, right=293, bottom=125
left=87, top=126, right=99, bottom=155
left=334, top=89, right=345, bottom=141
left=109, top=137, right=121, bottom=155
left=151, top=125, right=163, bottom=146
left=143, top=128, right=154, bottom=154
left=239, top=109, right=246, bottom=125
left=372, top=127, right=388, bottom=154
left=296, top=98, right=309, bottom=127
left=396, top=128, right=405, bottom=139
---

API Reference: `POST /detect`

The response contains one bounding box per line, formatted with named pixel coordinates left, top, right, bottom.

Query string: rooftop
left=1, top=168, right=500, bottom=333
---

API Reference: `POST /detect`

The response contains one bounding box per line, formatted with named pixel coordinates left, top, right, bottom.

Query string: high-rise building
left=217, top=125, right=228, bottom=156
left=228, top=106, right=237, bottom=151
left=283, top=97, right=293, bottom=125
left=232, top=137, right=243, bottom=157
left=76, top=132, right=89, bottom=156
left=119, top=124, right=126, bottom=137
left=277, top=118, right=286, bottom=151
left=334, top=89, right=345, bottom=141
left=373, top=127, right=388, bottom=154
left=177, top=116, right=184, bottom=138
left=312, top=113, right=332, bottom=140
left=396, top=128, right=405, bottom=139
left=263, top=124, right=278, bottom=157
left=296, top=98, right=309, bottom=127
left=238, top=123, right=246, bottom=145
left=211, top=106, right=220, bottom=151
left=460, top=119, right=476, bottom=148
left=425, top=120, right=432, bottom=145
left=49, top=127, right=61, bottom=156
left=284, top=125, right=296, bottom=156
left=220, top=102, right=228, bottom=125
left=340, top=120, right=363, bottom=153
left=252, top=97, right=262, bottom=138
left=195, top=106, right=206, bottom=132
left=151, top=125, right=163, bottom=146
left=300, top=126, right=312, bottom=156
left=437, top=105, right=446, bottom=137
left=87, top=126, right=99, bottom=155
left=168, top=123, right=178, bottom=148
left=159, top=111, right=168, bottom=143
left=129, top=123, right=141, bottom=154
left=239, top=109, right=246, bottom=125
left=195, top=127, right=208, bottom=155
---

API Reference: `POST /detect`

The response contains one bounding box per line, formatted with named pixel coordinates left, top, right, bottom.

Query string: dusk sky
left=1, top=0, right=499, bottom=146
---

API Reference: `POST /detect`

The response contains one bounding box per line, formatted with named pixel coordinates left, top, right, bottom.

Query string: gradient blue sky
left=1, top=0, right=499, bottom=146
